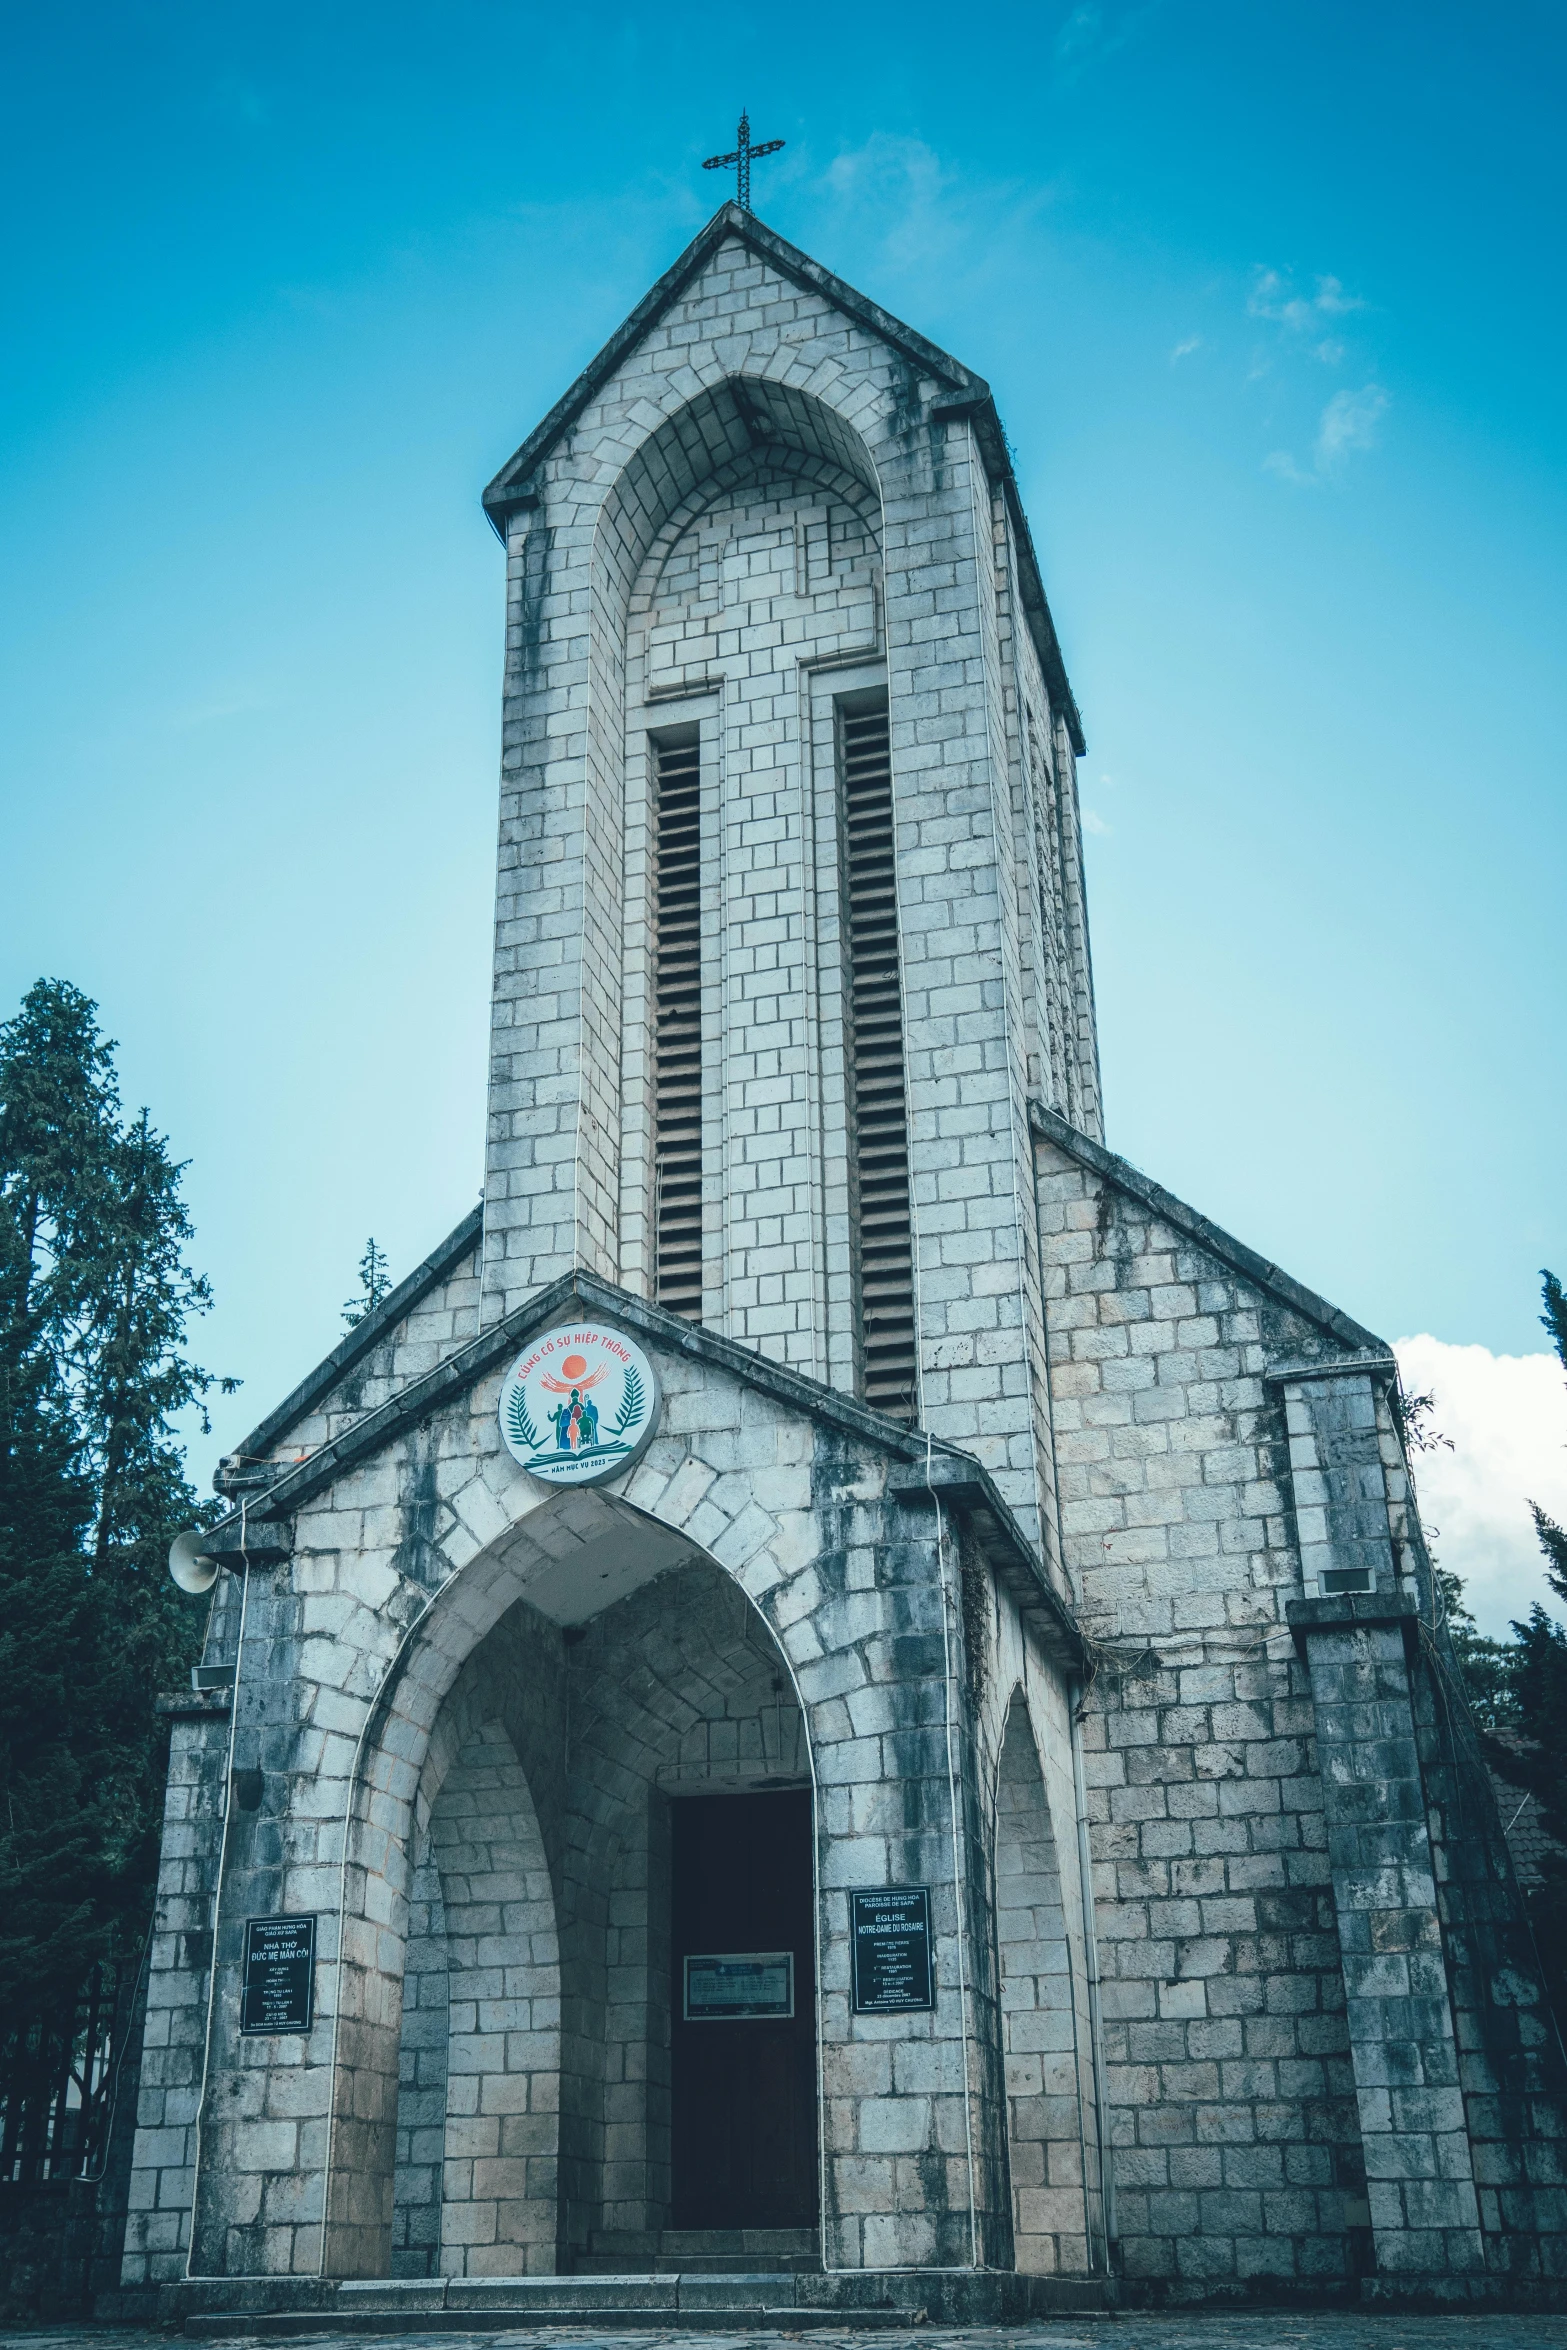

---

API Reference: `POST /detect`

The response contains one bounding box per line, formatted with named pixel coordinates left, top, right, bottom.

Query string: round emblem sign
left=498, top=1322, right=661, bottom=1487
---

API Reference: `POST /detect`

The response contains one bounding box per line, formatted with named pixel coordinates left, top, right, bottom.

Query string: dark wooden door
left=670, top=1788, right=818, bottom=2228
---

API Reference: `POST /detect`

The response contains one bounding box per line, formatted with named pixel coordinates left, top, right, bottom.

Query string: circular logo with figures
left=498, top=1323, right=661, bottom=1487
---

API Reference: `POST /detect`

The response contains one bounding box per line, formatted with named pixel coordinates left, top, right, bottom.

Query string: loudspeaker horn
left=169, top=1529, right=220, bottom=1595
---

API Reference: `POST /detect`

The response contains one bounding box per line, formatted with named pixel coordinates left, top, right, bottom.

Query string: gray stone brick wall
left=426, top=1720, right=560, bottom=2276
left=389, top=1851, right=447, bottom=2277
left=1036, top=1126, right=1389, bottom=2294
left=1034, top=1114, right=1567, bottom=2298
left=1288, top=1596, right=1483, bottom=2279
left=995, top=1691, right=1097, bottom=2274
left=120, top=1698, right=232, bottom=2286
left=248, top=1243, right=483, bottom=1476
left=138, top=1323, right=1076, bottom=2285
left=474, top=228, right=1095, bottom=1552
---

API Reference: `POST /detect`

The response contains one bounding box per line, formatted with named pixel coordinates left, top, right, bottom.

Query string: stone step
left=573, top=2255, right=817, bottom=2274
left=194, top=2311, right=918, bottom=2336
left=178, top=2270, right=1114, bottom=2334
left=659, top=2228, right=816, bottom=2251
left=576, top=2224, right=820, bottom=2275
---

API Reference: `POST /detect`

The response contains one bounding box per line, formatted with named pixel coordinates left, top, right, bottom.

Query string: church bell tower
left=119, top=192, right=1567, bottom=2321
left=476, top=202, right=1100, bottom=1548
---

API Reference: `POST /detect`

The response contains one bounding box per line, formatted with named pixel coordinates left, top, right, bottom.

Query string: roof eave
left=216, top=1204, right=484, bottom=1493
left=480, top=202, right=980, bottom=533
left=211, top=1265, right=1089, bottom=1673
left=1030, top=1102, right=1388, bottom=1358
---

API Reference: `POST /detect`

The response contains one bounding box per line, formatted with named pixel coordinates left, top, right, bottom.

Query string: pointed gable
left=480, top=202, right=1084, bottom=752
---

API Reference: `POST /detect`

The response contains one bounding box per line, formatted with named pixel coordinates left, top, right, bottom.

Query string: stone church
left=121, top=203, right=1567, bottom=2320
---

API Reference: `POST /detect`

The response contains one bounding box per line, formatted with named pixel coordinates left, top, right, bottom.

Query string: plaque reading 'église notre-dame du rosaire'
left=850, top=1887, right=934, bottom=2013
left=240, top=1915, right=316, bottom=2035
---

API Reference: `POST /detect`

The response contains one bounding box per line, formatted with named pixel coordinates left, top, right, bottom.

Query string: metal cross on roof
left=703, top=110, right=784, bottom=214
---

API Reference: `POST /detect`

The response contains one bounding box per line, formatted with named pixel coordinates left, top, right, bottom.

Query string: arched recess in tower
left=588, top=376, right=914, bottom=1409
left=589, top=374, right=886, bottom=841
left=993, top=1689, right=1101, bottom=2277
left=619, top=387, right=885, bottom=1335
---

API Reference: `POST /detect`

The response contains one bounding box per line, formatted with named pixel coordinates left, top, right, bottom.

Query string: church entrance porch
left=670, top=1789, right=817, bottom=2232
left=380, top=1537, right=821, bottom=2281
left=153, top=1307, right=1103, bottom=2306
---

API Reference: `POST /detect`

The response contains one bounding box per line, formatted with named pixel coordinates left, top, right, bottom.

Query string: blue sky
left=3, top=2, right=1563, bottom=1622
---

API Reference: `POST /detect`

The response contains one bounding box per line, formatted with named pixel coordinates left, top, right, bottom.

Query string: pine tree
left=0, top=979, right=232, bottom=2016
left=1485, top=1271, right=1567, bottom=2030
left=1438, top=1572, right=1521, bottom=1731
left=1397, top=1382, right=1522, bottom=1728
left=343, top=1236, right=392, bottom=1328
left=0, top=1275, right=98, bottom=2008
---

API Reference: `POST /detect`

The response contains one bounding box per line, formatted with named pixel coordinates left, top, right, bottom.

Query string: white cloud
left=1312, top=274, right=1363, bottom=316
left=1263, top=447, right=1313, bottom=487
left=1056, top=3, right=1104, bottom=61
left=824, top=132, right=946, bottom=205
left=1265, top=382, right=1390, bottom=487
left=1394, top=1335, right=1567, bottom=1639
left=1314, top=382, right=1389, bottom=471
left=1080, top=808, right=1109, bottom=834
left=1247, top=267, right=1381, bottom=482
left=1249, top=270, right=1312, bottom=331
left=1054, top=0, right=1161, bottom=74
left=1249, top=266, right=1365, bottom=333
left=1170, top=335, right=1202, bottom=363
left=818, top=135, right=1031, bottom=281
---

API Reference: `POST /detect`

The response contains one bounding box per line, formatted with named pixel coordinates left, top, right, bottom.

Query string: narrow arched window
left=840, top=696, right=917, bottom=1417
left=652, top=728, right=704, bottom=1319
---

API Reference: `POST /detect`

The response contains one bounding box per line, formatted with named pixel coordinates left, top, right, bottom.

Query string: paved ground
left=5, top=2321, right=1567, bottom=2350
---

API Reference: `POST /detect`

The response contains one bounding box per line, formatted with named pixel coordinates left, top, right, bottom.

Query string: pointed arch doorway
left=355, top=1490, right=823, bottom=2277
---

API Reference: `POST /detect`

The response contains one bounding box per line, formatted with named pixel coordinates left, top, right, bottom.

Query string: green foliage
left=1446, top=1616, right=1523, bottom=1731
left=0, top=978, right=231, bottom=2020
left=1398, top=1384, right=1521, bottom=1729
left=1480, top=1269, right=1567, bottom=2033
left=1427, top=1557, right=1520, bottom=1730
left=1542, top=1272, right=1567, bottom=1391
left=342, top=1236, right=392, bottom=1329
left=1393, top=1385, right=1452, bottom=1462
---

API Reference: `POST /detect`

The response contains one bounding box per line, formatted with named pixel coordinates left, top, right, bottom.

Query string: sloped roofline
left=218, top=1204, right=483, bottom=1487
left=1030, top=1101, right=1389, bottom=1358
left=480, top=203, right=1086, bottom=755
left=212, top=1263, right=1087, bottom=1670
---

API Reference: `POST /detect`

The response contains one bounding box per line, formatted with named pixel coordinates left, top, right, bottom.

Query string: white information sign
left=498, top=1322, right=661, bottom=1487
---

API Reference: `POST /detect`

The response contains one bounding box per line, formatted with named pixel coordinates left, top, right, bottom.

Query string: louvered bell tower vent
left=842, top=702, right=918, bottom=1419
left=652, top=734, right=704, bottom=1320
